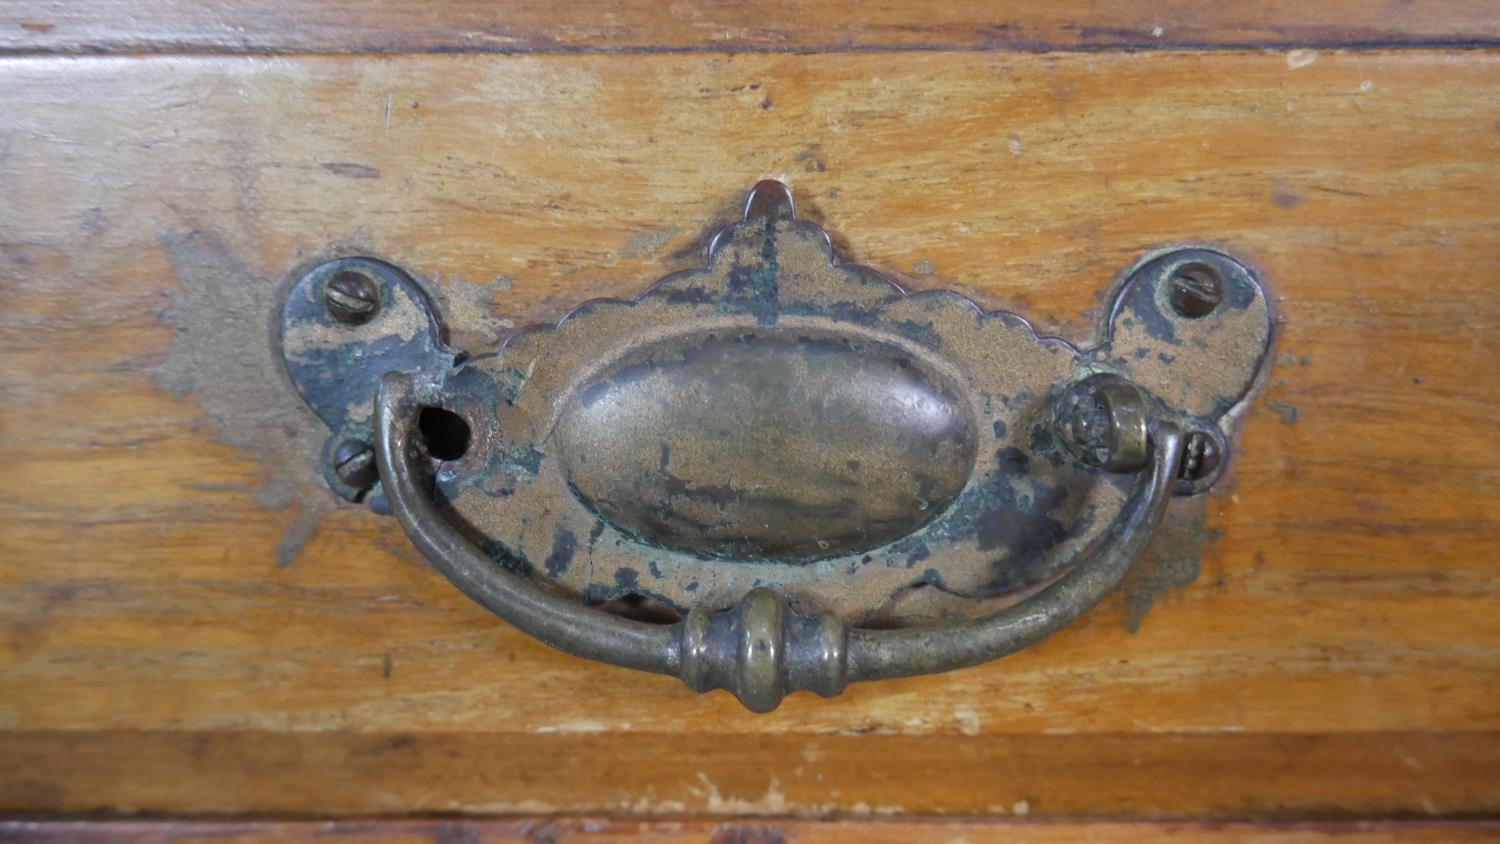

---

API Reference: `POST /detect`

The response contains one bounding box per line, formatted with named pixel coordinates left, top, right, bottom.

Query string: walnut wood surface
left=0, top=48, right=1498, bottom=819
left=2, top=1, right=1500, bottom=53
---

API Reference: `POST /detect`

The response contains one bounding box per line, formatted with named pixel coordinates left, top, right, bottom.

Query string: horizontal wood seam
left=3, top=813, right=1500, bottom=826
left=4, top=38, right=1500, bottom=57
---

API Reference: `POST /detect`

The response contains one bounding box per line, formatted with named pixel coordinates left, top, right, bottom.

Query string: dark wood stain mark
left=710, top=824, right=787, bottom=844
left=1265, top=399, right=1300, bottom=425
left=794, top=143, right=827, bottom=172
left=274, top=502, right=321, bottom=569
left=320, top=161, right=381, bottom=179
left=1272, top=184, right=1305, bottom=208
left=429, top=821, right=483, bottom=844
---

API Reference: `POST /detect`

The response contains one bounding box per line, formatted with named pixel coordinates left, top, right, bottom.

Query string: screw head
left=331, top=439, right=378, bottom=490
left=1177, top=431, right=1222, bottom=482
left=1167, top=262, right=1225, bottom=319
left=324, top=270, right=380, bottom=325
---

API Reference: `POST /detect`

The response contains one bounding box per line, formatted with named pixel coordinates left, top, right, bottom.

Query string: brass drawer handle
left=280, top=181, right=1272, bottom=711
left=377, top=370, right=1183, bottom=710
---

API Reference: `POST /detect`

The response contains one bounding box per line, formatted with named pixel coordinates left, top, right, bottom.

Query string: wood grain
left=3, top=730, right=1499, bottom=817
left=2, top=1, right=1500, bottom=54
left=1, top=49, right=1498, bottom=817
left=5, top=819, right=1500, bottom=843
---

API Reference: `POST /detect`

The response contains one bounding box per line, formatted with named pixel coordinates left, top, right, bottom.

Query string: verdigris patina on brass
left=279, top=181, right=1272, bottom=710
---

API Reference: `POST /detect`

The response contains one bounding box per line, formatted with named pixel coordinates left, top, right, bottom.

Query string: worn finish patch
left=152, top=229, right=333, bottom=566
left=435, top=273, right=514, bottom=351
left=1119, top=496, right=1220, bottom=633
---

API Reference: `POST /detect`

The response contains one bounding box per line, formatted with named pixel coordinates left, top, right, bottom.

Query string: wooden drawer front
left=0, top=15, right=1497, bottom=824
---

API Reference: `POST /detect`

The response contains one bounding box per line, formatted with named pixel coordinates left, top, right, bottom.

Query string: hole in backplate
left=418, top=406, right=471, bottom=461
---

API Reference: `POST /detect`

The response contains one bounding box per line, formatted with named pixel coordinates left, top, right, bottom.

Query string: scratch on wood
left=321, top=161, right=381, bottom=179
left=1286, top=48, right=1319, bottom=69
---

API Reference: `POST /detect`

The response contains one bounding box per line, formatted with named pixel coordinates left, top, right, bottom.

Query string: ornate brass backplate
left=279, top=181, right=1272, bottom=710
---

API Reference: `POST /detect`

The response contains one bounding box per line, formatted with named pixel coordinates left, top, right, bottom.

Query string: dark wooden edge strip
left=3, top=1, right=1500, bottom=55
left=3, top=818, right=1500, bottom=842
left=2, top=730, right=1497, bottom=818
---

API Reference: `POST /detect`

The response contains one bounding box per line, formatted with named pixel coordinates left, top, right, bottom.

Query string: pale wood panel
left=5, top=819, right=1500, bottom=843
left=0, top=50, right=1497, bottom=815
left=2, top=1, right=1500, bottom=54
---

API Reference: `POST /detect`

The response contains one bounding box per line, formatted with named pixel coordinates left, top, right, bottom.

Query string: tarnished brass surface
left=555, top=330, right=979, bottom=562
left=281, top=181, right=1272, bottom=709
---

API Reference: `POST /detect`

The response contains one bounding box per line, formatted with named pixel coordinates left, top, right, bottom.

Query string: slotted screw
left=1177, top=431, right=1222, bottom=482
left=325, top=270, right=380, bottom=325
left=332, top=439, right=378, bottom=490
left=1167, top=263, right=1224, bottom=319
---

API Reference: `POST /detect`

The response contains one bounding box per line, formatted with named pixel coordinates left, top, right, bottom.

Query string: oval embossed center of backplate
left=555, top=331, right=978, bottom=561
